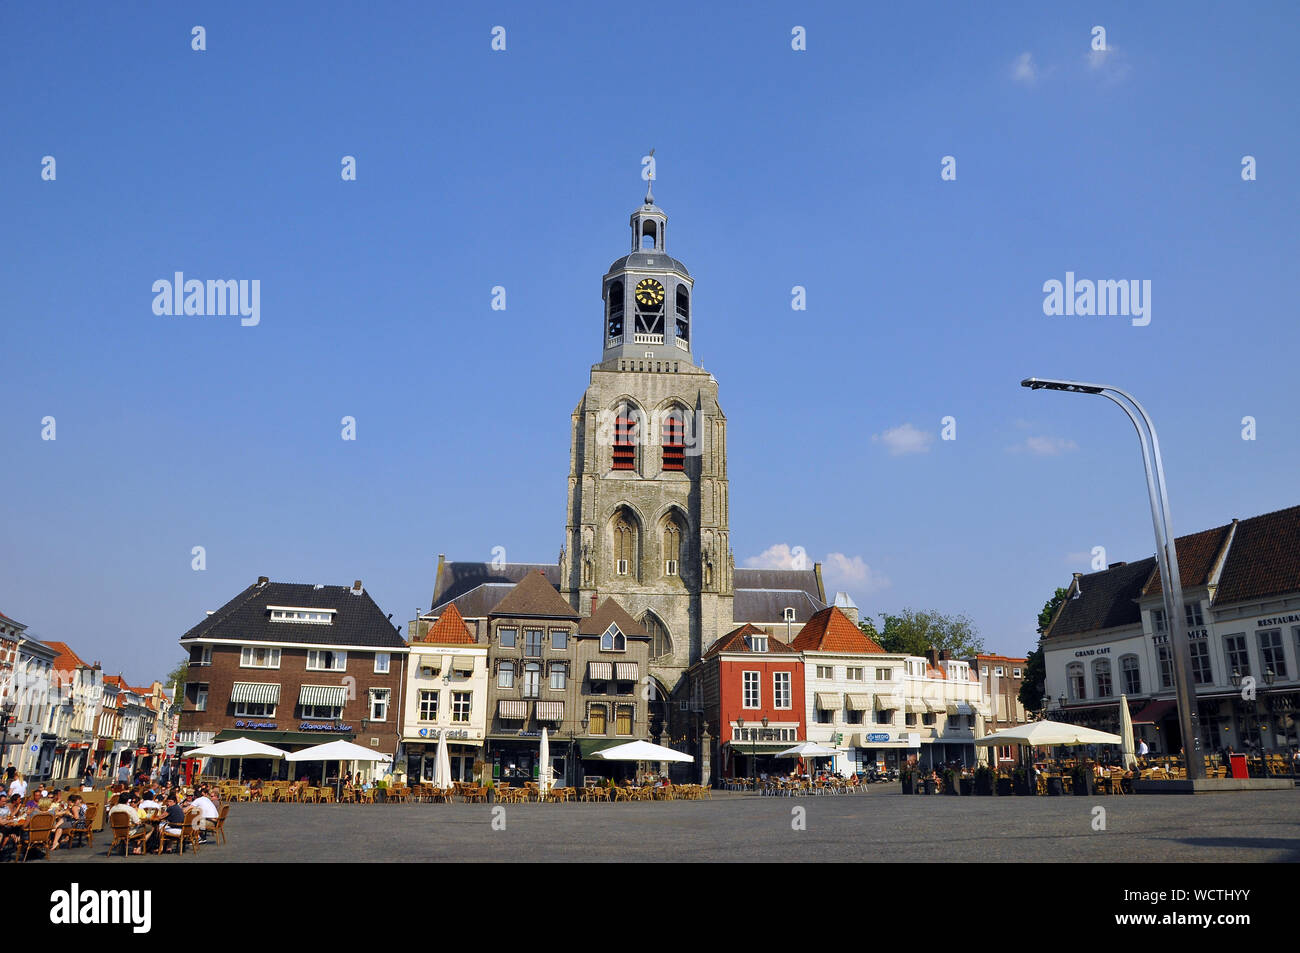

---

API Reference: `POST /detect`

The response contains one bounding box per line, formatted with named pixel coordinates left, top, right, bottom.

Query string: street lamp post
left=1022, top=378, right=1206, bottom=781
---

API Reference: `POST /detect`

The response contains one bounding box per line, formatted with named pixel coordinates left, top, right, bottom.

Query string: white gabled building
left=404, top=603, right=489, bottom=784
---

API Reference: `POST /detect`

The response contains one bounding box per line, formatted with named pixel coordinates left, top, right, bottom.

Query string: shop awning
left=299, top=684, right=348, bottom=708
left=615, top=662, right=638, bottom=681
left=946, top=702, right=973, bottom=716
left=536, top=701, right=564, bottom=722
left=452, top=656, right=475, bottom=674
left=815, top=692, right=843, bottom=710
left=214, top=729, right=354, bottom=746
left=905, top=699, right=926, bottom=713
left=725, top=738, right=796, bottom=750
left=231, top=682, right=281, bottom=705
left=874, top=695, right=897, bottom=711
left=588, top=662, right=613, bottom=681
left=577, top=739, right=624, bottom=758
left=498, top=700, right=527, bottom=720
left=845, top=693, right=872, bottom=711
left=1130, top=699, right=1178, bottom=725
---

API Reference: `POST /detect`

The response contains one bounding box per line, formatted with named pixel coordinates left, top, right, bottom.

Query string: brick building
left=177, top=577, right=408, bottom=780
left=969, top=653, right=1029, bottom=765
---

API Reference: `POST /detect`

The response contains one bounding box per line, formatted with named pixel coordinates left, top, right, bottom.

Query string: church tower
left=560, top=184, right=734, bottom=709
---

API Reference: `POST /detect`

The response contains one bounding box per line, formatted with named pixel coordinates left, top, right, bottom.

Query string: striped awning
left=874, top=695, right=897, bottom=711
left=498, top=700, right=526, bottom=720
left=946, top=702, right=974, bottom=716
left=905, top=699, right=927, bottom=713
left=588, top=662, right=613, bottom=681
left=845, top=693, right=872, bottom=711
left=452, top=656, right=474, bottom=673
left=298, top=684, right=347, bottom=708
left=615, top=662, right=639, bottom=681
left=815, top=692, right=843, bottom=710
left=231, top=682, right=281, bottom=705
left=536, top=701, right=564, bottom=722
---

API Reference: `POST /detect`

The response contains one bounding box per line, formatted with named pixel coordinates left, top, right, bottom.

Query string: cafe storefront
left=850, top=730, right=920, bottom=773
left=403, top=728, right=484, bottom=784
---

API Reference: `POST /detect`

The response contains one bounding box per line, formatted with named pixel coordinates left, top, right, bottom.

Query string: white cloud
left=1009, top=435, right=1079, bottom=456
left=1086, top=45, right=1131, bottom=84
left=872, top=422, right=934, bottom=456
left=824, top=552, right=891, bottom=594
left=744, top=543, right=809, bottom=571
left=1011, top=52, right=1038, bottom=85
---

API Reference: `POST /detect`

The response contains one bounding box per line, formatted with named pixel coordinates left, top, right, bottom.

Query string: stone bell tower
left=559, top=183, right=733, bottom=700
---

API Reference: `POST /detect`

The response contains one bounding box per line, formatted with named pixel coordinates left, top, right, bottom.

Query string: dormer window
left=600, top=623, right=627, bottom=652
left=268, top=606, right=335, bottom=624
left=745, top=635, right=768, bottom=653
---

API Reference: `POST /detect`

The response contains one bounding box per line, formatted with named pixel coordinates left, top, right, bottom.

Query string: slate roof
left=416, top=603, right=477, bottom=646
left=489, top=571, right=580, bottom=620
left=431, top=562, right=560, bottom=613
left=704, top=623, right=797, bottom=658
left=179, top=580, right=407, bottom=649
left=1045, top=557, right=1157, bottom=639
left=1143, top=523, right=1234, bottom=597
left=1215, top=505, right=1300, bottom=606
left=790, top=607, right=886, bottom=654
left=578, top=597, right=649, bottom=638
left=606, top=251, right=692, bottom=278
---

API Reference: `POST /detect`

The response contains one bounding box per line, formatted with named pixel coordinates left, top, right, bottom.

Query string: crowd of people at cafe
left=1, top=764, right=222, bottom=859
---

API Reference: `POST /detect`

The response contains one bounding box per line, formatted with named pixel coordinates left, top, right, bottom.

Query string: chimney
left=352, top=580, right=363, bottom=594
left=591, top=594, right=598, bottom=613
left=1108, top=562, right=1126, bottom=569
left=925, top=648, right=940, bottom=667
left=257, top=576, right=269, bottom=586
left=1072, top=572, right=1083, bottom=598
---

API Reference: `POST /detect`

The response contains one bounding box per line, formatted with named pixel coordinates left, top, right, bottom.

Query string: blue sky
left=2, top=2, right=1297, bottom=681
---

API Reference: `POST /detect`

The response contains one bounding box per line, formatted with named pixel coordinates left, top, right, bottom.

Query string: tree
left=1037, top=587, right=1069, bottom=634
left=1019, top=587, right=1067, bottom=714
left=872, top=608, right=984, bottom=658
left=165, top=658, right=189, bottom=691
left=1019, top=645, right=1046, bottom=714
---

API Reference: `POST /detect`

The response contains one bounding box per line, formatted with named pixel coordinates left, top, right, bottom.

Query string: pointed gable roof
left=418, top=603, right=477, bottom=645
left=578, top=597, right=649, bottom=637
left=489, top=570, right=580, bottom=620
left=704, top=623, right=796, bottom=658
left=44, top=640, right=94, bottom=675
left=791, top=606, right=885, bottom=653
left=1215, top=504, right=1300, bottom=606
left=1142, top=523, right=1234, bottom=597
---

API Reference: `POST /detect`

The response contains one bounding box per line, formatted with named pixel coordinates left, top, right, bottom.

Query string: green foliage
left=1019, top=645, right=1046, bottom=714
left=1038, top=587, right=1070, bottom=633
left=872, top=608, right=984, bottom=658
left=165, top=658, right=189, bottom=689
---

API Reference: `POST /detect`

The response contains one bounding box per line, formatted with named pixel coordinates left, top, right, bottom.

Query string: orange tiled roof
left=418, top=603, right=476, bottom=645
left=704, top=623, right=797, bottom=658
left=43, top=640, right=92, bottom=675
left=790, top=606, right=885, bottom=654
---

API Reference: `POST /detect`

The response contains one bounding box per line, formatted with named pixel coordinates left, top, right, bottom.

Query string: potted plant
left=973, top=765, right=996, bottom=795
left=900, top=764, right=915, bottom=795
left=995, top=773, right=1013, bottom=796
left=922, top=771, right=938, bottom=795
left=943, top=768, right=959, bottom=795
left=1013, top=765, right=1034, bottom=796
left=484, top=779, right=495, bottom=803
left=959, top=774, right=973, bottom=796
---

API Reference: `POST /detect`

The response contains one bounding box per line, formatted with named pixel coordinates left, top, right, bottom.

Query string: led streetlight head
left=1020, top=377, right=1104, bottom=394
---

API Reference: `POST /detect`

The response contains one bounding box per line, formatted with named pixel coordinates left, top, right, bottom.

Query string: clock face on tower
left=635, top=278, right=665, bottom=307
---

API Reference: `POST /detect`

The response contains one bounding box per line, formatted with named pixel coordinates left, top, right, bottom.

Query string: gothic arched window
left=661, top=408, right=685, bottom=472
left=612, top=401, right=639, bottom=471
left=613, top=510, right=638, bottom=577
left=642, top=612, right=673, bottom=661
left=1093, top=658, right=1112, bottom=698
left=663, top=522, right=680, bottom=575
left=675, top=286, right=689, bottom=344
left=607, top=282, right=624, bottom=341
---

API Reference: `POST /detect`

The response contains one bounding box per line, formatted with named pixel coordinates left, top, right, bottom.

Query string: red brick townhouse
left=177, top=577, right=408, bottom=780
left=680, top=623, right=806, bottom=783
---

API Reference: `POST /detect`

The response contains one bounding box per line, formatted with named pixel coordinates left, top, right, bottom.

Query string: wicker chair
left=107, top=812, right=149, bottom=858
left=70, top=804, right=97, bottom=849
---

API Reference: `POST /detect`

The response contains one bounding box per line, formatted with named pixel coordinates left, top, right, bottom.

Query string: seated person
left=160, top=794, right=187, bottom=849
left=52, top=795, right=85, bottom=851
left=190, top=790, right=219, bottom=843
left=109, top=795, right=147, bottom=854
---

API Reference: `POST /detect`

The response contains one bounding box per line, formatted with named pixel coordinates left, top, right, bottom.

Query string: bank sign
left=417, top=728, right=471, bottom=740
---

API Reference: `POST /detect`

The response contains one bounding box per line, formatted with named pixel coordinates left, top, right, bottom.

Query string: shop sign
left=300, top=722, right=353, bottom=732
left=1073, top=647, right=1111, bottom=658
left=1257, top=614, right=1300, bottom=627
left=515, top=730, right=541, bottom=738
left=866, top=733, right=890, bottom=744
left=235, top=720, right=278, bottom=730
left=417, top=728, right=470, bottom=739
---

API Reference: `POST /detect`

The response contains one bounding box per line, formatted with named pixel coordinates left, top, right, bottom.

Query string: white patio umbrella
left=183, top=737, right=287, bottom=782
left=1119, top=694, right=1137, bottom=769
left=973, top=720, right=1122, bottom=748
left=774, top=741, right=838, bottom=777
left=592, top=739, right=694, bottom=763
left=974, top=711, right=989, bottom=767
left=539, top=728, right=551, bottom=798
left=432, top=732, right=452, bottom=790
left=287, top=739, right=393, bottom=801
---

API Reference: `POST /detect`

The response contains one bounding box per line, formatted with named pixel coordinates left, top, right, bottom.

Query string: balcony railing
left=633, top=333, right=663, bottom=345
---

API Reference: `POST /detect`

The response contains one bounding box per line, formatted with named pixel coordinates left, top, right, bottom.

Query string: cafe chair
left=107, top=813, right=148, bottom=858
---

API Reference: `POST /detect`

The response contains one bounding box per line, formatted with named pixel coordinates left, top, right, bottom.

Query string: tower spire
left=645, top=147, right=655, bottom=204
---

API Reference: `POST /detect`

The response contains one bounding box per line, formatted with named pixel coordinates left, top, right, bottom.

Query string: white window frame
left=550, top=662, right=568, bottom=691
left=845, top=667, right=864, bottom=681
left=451, top=691, right=471, bottom=724
left=815, top=665, right=833, bottom=680
left=239, top=646, right=281, bottom=669
left=301, top=704, right=343, bottom=720
left=306, top=650, right=347, bottom=672
left=369, top=688, right=390, bottom=722
left=498, top=660, right=515, bottom=689
left=418, top=690, right=439, bottom=722
left=601, top=624, right=627, bottom=652
left=234, top=700, right=277, bottom=718
left=374, top=652, right=391, bottom=674
left=194, top=684, right=208, bottom=712
left=742, top=671, right=760, bottom=709
left=773, top=671, right=792, bottom=710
